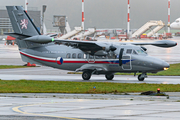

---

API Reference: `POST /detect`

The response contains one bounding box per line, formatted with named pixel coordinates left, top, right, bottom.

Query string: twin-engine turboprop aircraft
left=5, top=6, right=177, bottom=81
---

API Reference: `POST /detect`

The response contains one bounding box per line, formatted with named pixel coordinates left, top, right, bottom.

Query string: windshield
left=136, top=48, right=147, bottom=55
left=176, top=20, right=179, bottom=23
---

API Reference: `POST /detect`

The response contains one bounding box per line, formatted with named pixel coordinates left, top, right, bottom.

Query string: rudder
left=6, top=6, right=41, bottom=37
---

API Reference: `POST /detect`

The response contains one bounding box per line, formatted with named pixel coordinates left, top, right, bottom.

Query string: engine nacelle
left=94, top=50, right=108, bottom=56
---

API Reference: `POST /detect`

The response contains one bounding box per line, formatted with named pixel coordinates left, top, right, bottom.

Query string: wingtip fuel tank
left=23, top=35, right=53, bottom=43
left=153, top=40, right=177, bottom=48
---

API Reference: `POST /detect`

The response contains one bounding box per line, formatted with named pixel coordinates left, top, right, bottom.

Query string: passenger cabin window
left=126, top=49, right=132, bottom=54
left=72, top=53, right=76, bottom=58
left=78, top=53, right=82, bottom=59
left=83, top=54, right=86, bottom=59
left=66, top=53, right=71, bottom=58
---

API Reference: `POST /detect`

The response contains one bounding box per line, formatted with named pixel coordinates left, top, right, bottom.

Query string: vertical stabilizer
left=6, top=6, right=40, bottom=37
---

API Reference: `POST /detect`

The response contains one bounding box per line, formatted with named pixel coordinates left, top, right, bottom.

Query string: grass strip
left=0, top=65, right=28, bottom=69
left=0, top=80, right=180, bottom=93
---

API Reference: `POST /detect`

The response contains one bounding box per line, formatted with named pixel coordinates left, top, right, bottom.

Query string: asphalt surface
left=1, top=93, right=180, bottom=120
left=1, top=66, right=180, bottom=84
left=1, top=38, right=180, bottom=119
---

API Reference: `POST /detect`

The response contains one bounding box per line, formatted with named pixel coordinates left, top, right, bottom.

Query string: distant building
left=0, top=8, right=40, bottom=35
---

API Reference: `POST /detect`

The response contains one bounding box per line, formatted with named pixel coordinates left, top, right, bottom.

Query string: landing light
left=164, top=67, right=169, bottom=70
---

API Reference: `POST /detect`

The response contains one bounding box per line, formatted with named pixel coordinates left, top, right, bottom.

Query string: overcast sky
left=1, top=0, right=180, bottom=30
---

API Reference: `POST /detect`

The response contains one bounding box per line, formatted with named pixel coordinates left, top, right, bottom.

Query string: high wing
left=54, top=39, right=117, bottom=55
left=22, top=35, right=177, bottom=55
left=54, top=39, right=177, bottom=51
left=21, top=35, right=115, bottom=55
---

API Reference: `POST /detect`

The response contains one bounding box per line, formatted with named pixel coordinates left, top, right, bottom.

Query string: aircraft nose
left=170, top=22, right=178, bottom=29
left=162, top=61, right=169, bottom=71
left=170, top=23, right=173, bottom=28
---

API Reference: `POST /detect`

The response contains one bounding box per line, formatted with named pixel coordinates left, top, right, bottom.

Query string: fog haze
left=1, top=0, right=180, bottom=30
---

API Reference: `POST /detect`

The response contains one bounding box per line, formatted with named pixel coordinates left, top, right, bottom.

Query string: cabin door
left=87, top=54, right=95, bottom=63
left=119, top=48, right=132, bottom=70
left=122, top=55, right=132, bottom=70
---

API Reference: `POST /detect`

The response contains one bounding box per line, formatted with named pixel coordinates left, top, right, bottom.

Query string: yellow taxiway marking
left=12, top=100, right=86, bottom=120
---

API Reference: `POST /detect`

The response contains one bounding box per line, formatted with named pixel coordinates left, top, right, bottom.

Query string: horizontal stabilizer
left=4, top=32, right=30, bottom=39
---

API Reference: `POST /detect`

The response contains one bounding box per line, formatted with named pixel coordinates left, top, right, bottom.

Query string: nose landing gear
left=105, top=74, right=114, bottom=80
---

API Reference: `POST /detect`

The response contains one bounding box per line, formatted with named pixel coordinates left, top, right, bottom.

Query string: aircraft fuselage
left=19, top=43, right=169, bottom=75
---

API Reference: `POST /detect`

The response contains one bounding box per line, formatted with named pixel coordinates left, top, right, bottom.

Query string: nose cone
left=170, top=23, right=175, bottom=28
left=162, top=61, right=170, bottom=70
left=147, top=56, right=170, bottom=71
left=170, top=22, right=180, bottom=29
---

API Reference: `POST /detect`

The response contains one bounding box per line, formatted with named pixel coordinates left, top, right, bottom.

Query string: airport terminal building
left=0, top=8, right=41, bottom=35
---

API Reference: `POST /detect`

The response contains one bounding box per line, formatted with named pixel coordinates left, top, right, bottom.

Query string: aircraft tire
left=138, top=74, right=145, bottom=81
left=82, top=71, right=91, bottom=80
left=105, top=74, right=114, bottom=80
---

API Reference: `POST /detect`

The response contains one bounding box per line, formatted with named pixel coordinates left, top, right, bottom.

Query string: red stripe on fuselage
left=64, top=61, right=118, bottom=64
left=20, top=52, right=56, bottom=63
left=63, top=61, right=88, bottom=63
left=20, top=52, right=119, bottom=64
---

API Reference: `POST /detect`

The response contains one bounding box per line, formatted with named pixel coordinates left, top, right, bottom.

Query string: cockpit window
left=126, top=49, right=132, bottom=54
left=133, top=50, right=138, bottom=55
left=176, top=20, right=179, bottom=23
left=136, top=48, right=147, bottom=55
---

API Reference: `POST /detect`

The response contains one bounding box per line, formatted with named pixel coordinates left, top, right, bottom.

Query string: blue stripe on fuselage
left=103, top=59, right=135, bottom=64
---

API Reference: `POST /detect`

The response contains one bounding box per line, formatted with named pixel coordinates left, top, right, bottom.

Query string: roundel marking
left=56, top=57, right=63, bottom=65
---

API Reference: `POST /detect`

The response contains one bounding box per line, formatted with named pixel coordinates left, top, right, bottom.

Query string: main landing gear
left=82, top=71, right=147, bottom=81
left=82, top=71, right=91, bottom=80
left=137, top=73, right=147, bottom=81
left=82, top=71, right=114, bottom=80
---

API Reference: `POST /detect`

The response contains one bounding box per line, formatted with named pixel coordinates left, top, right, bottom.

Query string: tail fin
left=6, top=6, right=40, bottom=38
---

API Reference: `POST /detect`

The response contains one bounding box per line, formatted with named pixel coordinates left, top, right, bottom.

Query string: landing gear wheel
left=82, top=71, right=91, bottom=80
left=105, top=74, right=114, bottom=80
left=138, top=74, right=145, bottom=81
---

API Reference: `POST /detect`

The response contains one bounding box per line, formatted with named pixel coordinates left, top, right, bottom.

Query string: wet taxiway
left=1, top=66, right=180, bottom=84
left=1, top=93, right=180, bottom=120
left=0, top=61, right=180, bottom=84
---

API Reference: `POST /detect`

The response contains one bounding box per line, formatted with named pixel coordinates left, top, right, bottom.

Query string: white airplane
left=170, top=17, right=180, bottom=29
